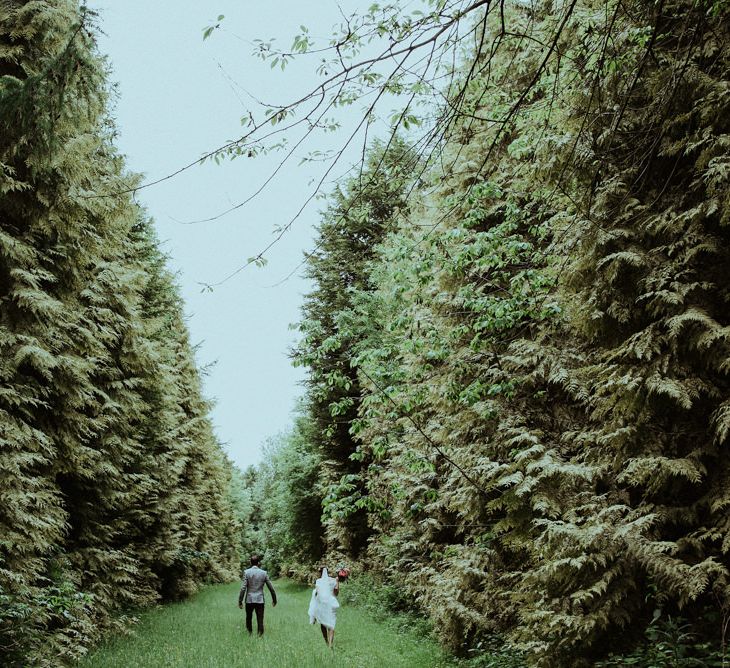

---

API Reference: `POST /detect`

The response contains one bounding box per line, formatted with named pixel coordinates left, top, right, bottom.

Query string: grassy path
left=78, top=580, right=454, bottom=667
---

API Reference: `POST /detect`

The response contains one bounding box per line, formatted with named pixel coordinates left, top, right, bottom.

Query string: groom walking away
left=238, top=555, right=277, bottom=636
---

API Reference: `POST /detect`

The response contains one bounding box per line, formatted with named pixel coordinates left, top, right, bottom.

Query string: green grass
left=78, top=579, right=455, bottom=667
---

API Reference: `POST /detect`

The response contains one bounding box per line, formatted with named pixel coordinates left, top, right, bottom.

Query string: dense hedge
left=0, top=3, right=237, bottom=664
left=245, top=0, right=730, bottom=665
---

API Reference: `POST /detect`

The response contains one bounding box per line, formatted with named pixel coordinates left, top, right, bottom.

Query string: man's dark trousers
left=245, top=602, right=265, bottom=635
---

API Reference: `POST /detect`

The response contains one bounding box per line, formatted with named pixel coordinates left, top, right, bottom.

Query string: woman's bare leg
left=320, top=624, right=328, bottom=645
left=327, top=627, right=335, bottom=648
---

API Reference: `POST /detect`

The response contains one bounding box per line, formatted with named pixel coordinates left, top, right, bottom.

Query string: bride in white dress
left=308, top=567, right=340, bottom=648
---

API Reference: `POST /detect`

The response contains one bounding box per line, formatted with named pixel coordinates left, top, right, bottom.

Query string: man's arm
left=265, top=575, right=277, bottom=607
left=238, top=575, right=248, bottom=608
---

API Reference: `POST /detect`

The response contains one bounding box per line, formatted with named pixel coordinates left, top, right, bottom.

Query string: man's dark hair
left=250, top=555, right=260, bottom=566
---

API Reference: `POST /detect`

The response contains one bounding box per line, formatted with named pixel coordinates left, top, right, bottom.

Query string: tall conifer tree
left=294, top=140, right=411, bottom=557
left=0, top=3, right=237, bottom=663
left=282, top=0, right=730, bottom=663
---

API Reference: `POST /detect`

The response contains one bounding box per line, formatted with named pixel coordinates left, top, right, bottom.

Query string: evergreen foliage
left=4, top=0, right=727, bottom=664
left=292, top=140, right=412, bottom=558
left=0, top=2, right=237, bottom=664
left=250, top=0, right=730, bottom=665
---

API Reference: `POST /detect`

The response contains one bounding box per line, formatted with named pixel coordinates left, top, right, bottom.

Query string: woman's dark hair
left=251, top=555, right=261, bottom=566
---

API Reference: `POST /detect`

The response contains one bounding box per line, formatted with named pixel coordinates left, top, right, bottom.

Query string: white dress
left=308, top=570, right=340, bottom=630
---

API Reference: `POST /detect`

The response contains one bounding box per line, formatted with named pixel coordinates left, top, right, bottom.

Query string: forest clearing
left=78, top=580, right=453, bottom=668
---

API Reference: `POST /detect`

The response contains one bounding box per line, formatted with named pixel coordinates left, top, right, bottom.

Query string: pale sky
left=89, top=0, right=370, bottom=469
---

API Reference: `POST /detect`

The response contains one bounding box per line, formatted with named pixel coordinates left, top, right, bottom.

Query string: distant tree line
left=0, top=3, right=238, bottom=665
left=239, top=0, right=730, bottom=665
